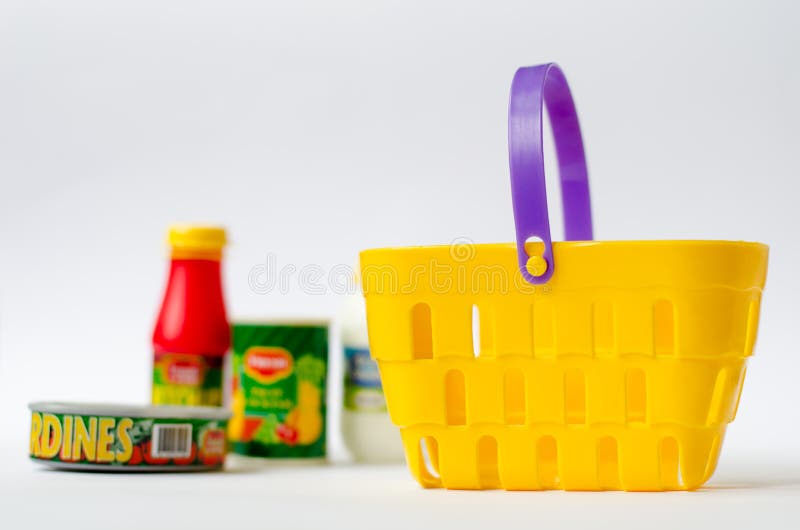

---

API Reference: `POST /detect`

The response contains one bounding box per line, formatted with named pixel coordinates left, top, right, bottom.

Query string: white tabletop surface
left=2, top=441, right=798, bottom=530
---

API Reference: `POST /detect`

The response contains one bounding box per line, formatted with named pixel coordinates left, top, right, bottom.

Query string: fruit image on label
left=229, top=323, right=328, bottom=458
left=287, top=380, right=323, bottom=444
left=152, top=353, right=223, bottom=407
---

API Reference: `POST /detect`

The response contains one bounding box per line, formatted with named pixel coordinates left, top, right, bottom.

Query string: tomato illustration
left=172, top=443, right=198, bottom=465
left=127, top=445, right=144, bottom=465
left=142, top=441, right=170, bottom=465
left=276, top=423, right=298, bottom=445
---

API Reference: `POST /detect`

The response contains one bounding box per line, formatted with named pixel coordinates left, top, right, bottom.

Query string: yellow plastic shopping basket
left=359, top=63, right=768, bottom=491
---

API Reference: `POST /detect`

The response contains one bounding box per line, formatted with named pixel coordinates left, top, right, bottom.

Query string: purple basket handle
left=509, top=63, right=593, bottom=284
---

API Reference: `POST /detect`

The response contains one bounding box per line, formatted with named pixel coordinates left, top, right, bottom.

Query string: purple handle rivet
left=525, top=255, right=548, bottom=277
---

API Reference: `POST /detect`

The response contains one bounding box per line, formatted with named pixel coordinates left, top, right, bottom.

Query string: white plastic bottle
left=340, top=286, right=405, bottom=463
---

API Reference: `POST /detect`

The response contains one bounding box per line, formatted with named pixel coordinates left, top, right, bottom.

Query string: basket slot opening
left=444, top=370, right=466, bottom=426
left=504, top=369, right=526, bottom=425
left=537, top=436, right=559, bottom=489
left=419, top=436, right=441, bottom=484
left=592, top=301, right=615, bottom=355
left=706, top=368, right=729, bottom=426
left=625, top=368, right=647, bottom=423
left=597, top=436, right=621, bottom=490
left=703, top=434, right=723, bottom=483
left=653, top=300, right=675, bottom=356
left=744, top=299, right=760, bottom=355
left=659, top=437, right=682, bottom=489
left=477, top=436, right=501, bottom=489
left=564, top=369, right=586, bottom=424
left=472, top=305, right=481, bottom=358
left=730, top=366, right=747, bottom=422
left=411, top=303, right=433, bottom=360
left=531, top=299, right=556, bottom=358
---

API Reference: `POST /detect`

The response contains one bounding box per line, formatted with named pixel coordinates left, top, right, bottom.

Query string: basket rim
left=359, top=240, right=768, bottom=292
left=361, top=240, right=768, bottom=255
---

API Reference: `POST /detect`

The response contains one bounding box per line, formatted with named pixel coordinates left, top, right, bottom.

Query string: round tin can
left=28, top=402, right=230, bottom=471
left=228, top=321, right=328, bottom=460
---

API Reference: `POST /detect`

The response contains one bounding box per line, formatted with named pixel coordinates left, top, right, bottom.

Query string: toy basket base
left=401, top=424, right=725, bottom=491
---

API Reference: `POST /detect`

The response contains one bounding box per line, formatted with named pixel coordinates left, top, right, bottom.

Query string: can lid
left=28, top=402, right=231, bottom=420
left=231, top=318, right=330, bottom=328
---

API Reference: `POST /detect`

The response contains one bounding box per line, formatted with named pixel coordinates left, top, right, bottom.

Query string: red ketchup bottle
left=152, top=226, right=229, bottom=407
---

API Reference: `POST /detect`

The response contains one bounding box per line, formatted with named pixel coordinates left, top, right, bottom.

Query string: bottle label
left=152, top=353, right=223, bottom=406
left=344, top=346, right=387, bottom=412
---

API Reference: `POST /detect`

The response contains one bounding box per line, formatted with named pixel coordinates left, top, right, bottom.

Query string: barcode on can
left=151, top=424, right=193, bottom=459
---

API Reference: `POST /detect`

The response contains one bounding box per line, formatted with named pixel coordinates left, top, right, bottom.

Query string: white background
left=1, top=0, right=799, bottom=528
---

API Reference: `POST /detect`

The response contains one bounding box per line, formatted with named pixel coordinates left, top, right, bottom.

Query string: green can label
left=29, top=411, right=227, bottom=469
left=229, top=324, right=327, bottom=458
left=152, top=353, right=223, bottom=407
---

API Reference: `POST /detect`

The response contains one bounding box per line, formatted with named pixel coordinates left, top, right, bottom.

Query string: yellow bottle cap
left=168, top=225, right=227, bottom=260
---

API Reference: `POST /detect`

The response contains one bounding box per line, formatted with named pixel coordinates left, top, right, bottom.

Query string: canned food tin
left=228, top=321, right=328, bottom=459
left=28, top=402, right=230, bottom=471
